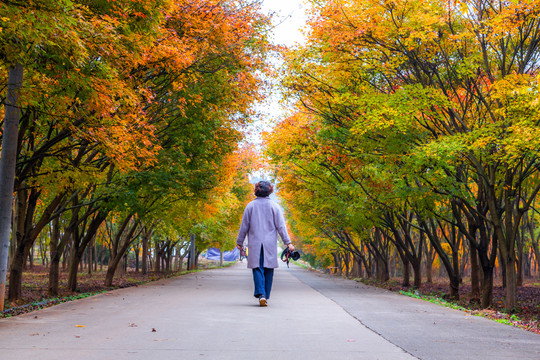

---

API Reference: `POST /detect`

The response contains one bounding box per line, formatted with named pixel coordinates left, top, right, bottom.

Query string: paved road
left=291, top=266, right=540, bottom=359
left=0, top=262, right=538, bottom=360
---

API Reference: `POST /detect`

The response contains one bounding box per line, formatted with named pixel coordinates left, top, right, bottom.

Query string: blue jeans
left=252, top=247, right=274, bottom=299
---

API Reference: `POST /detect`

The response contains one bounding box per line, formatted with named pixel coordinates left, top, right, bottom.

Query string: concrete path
left=290, top=266, right=540, bottom=360
left=0, top=262, right=538, bottom=360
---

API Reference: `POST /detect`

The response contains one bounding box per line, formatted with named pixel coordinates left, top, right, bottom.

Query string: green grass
left=291, top=260, right=310, bottom=270
left=399, top=290, right=469, bottom=312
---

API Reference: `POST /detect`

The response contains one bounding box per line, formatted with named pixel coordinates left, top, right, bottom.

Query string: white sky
left=246, top=0, right=310, bottom=182
left=261, top=0, right=308, bottom=47
left=245, top=0, right=309, bottom=153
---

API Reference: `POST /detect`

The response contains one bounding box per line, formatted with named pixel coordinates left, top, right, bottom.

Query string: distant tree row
left=0, top=0, right=268, bottom=308
left=267, top=0, right=540, bottom=310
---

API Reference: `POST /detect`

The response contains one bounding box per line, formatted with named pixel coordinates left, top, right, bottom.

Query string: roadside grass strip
left=398, top=289, right=538, bottom=333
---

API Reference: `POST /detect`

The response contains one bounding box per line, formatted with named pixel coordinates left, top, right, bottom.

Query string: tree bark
left=481, top=266, right=494, bottom=309
left=104, top=218, right=140, bottom=287
left=0, top=64, right=23, bottom=310
left=155, top=241, right=162, bottom=273
left=9, top=191, right=63, bottom=300
left=67, top=211, right=107, bottom=291
left=134, top=247, right=139, bottom=272
left=470, top=243, right=480, bottom=300
left=516, top=227, right=524, bottom=287
left=48, top=202, right=87, bottom=296
left=402, top=258, right=411, bottom=287
left=425, top=241, right=435, bottom=284
left=87, top=241, right=93, bottom=275
left=412, top=261, right=421, bottom=288
left=48, top=217, right=60, bottom=296
left=351, top=255, right=361, bottom=278
left=142, top=231, right=148, bottom=275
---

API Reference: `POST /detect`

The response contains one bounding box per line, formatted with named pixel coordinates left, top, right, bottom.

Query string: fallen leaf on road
left=151, top=328, right=157, bottom=332
left=129, top=323, right=138, bottom=327
left=30, top=333, right=39, bottom=336
left=76, top=325, right=85, bottom=327
left=153, top=339, right=168, bottom=341
left=74, top=335, right=81, bottom=338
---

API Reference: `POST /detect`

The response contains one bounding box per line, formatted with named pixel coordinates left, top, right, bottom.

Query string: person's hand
left=287, top=243, right=295, bottom=251
left=236, top=244, right=243, bottom=250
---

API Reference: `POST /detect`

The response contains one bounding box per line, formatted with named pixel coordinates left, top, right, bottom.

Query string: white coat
left=236, top=197, right=291, bottom=268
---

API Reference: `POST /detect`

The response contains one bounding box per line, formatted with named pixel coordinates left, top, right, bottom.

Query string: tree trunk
left=142, top=233, right=148, bottom=275
left=425, top=241, right=435, bottom=284
left=115, top=255, right=126, bottom=278
left=134, top=247, right=139, bottom=272
left=187, top=234, right=196, bottom=270
left=351, top=255, right=361, bottom=278
left=164, top=247, right=171, bottom=272
left=0, top=64, right=24, bottom=310
left=524, top=250, right=531, bottom=278
left=481, top=266, right=494, bottom=309
left=9, top=190, right=64, bottom=300
left=470, top=243, right=480, bottom=300
left=412, top=260, right=421, bottom=288
left=67, top=244, right=83, bottom=292
left=87, top=242, right=93, bottom=275
left=7, top=182, right=27, bottom=301
left=99, top=246, right=104, bottom=271
left=505, top=256, right=517, bottom=310
left=177, top=245, right=187, bottom=272
left=48, top=217, right=61, bottom=296
left=499, top=246, right=507, bottom=288
left=155, top=242, right=161, bottom=273
left=67, top=211, right=107, bottom=291
left=376, top=255, right=389, bottom=282
left=449, top=274, right=460, bottom=300
left=516, top=229, right=524, bottom=287
left=337, top=253, right=343, bottom=276
left=62, top=243, right=69, bottom=271
left=532, top=240, right=540, bottom=279
left=7, top=243, right=26, bottom=301
left=450, top=242, right=461, bottom=300
left=220, top=248, right=224, bottom=267
left=28, top=245, right=34, bottom=269
left=419, top=218, right=460, bottom=300
left=344, top=252, right=351, bottom=277
left=402, top=259, right=410, bottom=287
left=104, top=219, right=140, bottom=287
left=426, top=258, right=433, bottom=283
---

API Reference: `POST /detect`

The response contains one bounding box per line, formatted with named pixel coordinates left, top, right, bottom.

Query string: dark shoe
left=259, top=297, right=267, bottom=307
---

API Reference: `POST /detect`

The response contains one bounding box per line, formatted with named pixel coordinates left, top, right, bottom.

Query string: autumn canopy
left=0, top=0, right=268, bottom=309
left=1, top=0, right=540, bottom=322
left=267, top=0, right=540, bottom=312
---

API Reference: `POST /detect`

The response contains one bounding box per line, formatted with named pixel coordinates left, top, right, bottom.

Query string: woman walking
left=236, top=180, right=294, bottom=306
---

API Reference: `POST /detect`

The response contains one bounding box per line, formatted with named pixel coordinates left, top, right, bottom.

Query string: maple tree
left=0, top=0, right=269, bottom=304
left=268, top=0, right=540, bottom=310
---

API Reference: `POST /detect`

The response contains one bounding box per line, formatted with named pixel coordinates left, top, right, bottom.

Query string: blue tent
left=206, top=247, right=239, bottom=261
